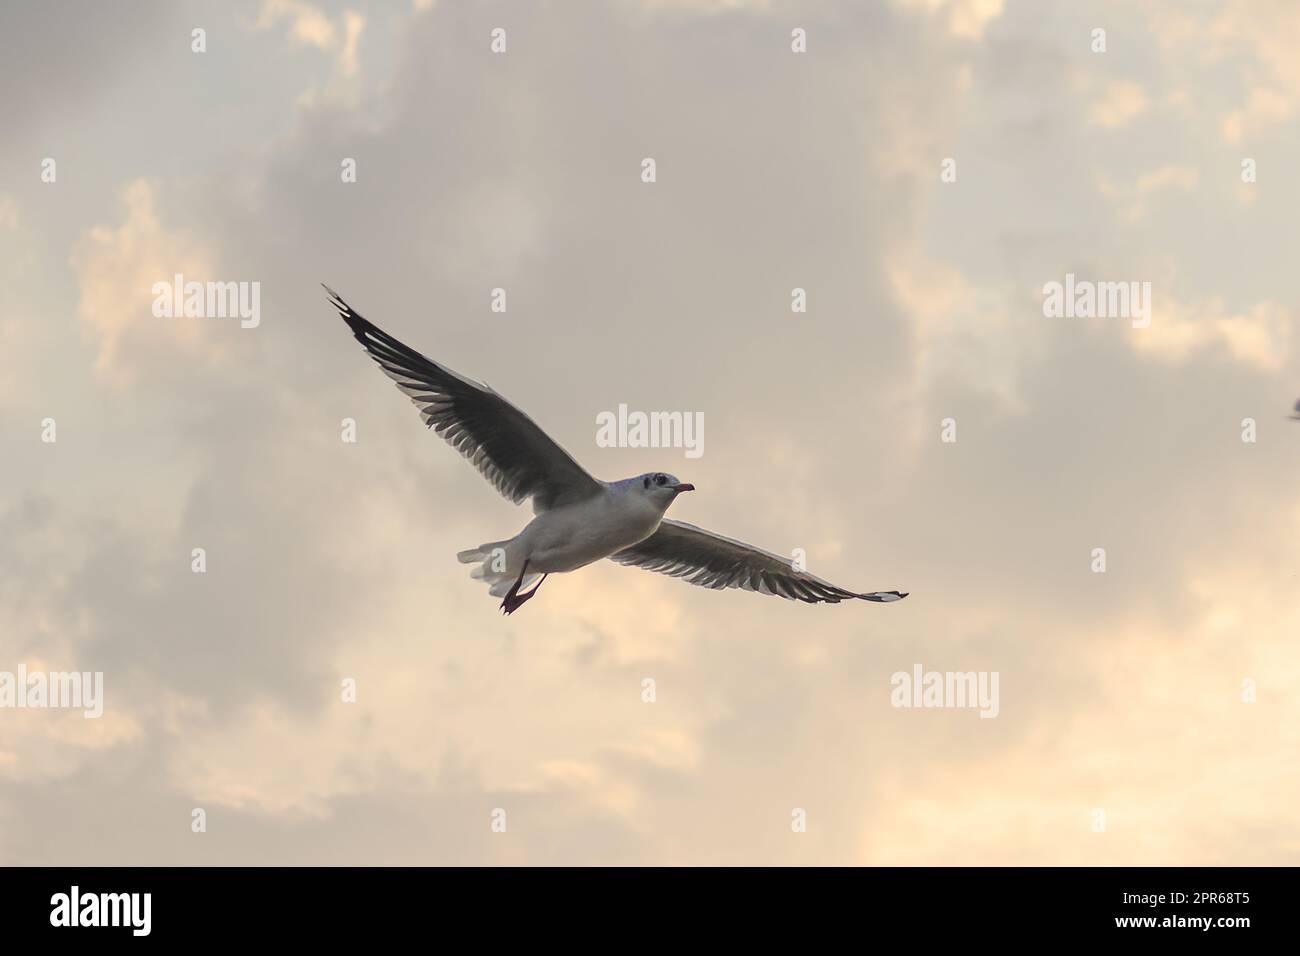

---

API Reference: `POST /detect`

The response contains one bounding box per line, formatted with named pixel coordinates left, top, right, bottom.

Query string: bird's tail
left=457, top=540, right=540, bottom=597
left=456, top=542, right=504, bottom=565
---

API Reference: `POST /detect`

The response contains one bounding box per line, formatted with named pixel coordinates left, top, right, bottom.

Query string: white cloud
left=1153, top=0, right=1300, bottom=143
left=248, top=0, right=365, bottom=82
left=69, top=179, right=219, bottom=385
left=895, top=0, right=1005, bottom=40
left=1088, top=80, right=1149, bottom=129
left=1097, top=164, right=1199, bottom=222
left=253, top=0, right=337, bottom=50
left=1129, top=297, right=1294, bottom=370
left=1223, top=86, right=1294, bottom=145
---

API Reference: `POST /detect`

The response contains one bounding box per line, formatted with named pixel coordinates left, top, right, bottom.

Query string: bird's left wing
left=327, top=286, right=605, bottom=512
left=610, top=519, right=907, bottom=604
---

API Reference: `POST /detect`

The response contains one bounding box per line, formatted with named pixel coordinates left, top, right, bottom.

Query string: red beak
left=673, top=483, right=695, bottom=493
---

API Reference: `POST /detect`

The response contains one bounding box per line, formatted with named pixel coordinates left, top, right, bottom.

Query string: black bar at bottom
left=0, top=866, right=1288, bottom=942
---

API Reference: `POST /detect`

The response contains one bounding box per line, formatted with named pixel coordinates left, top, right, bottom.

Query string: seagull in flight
left=327, top=287, right=908, bottom=614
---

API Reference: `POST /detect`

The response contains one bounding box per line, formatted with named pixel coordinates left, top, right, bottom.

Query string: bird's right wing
left=327, top=286, right=605, bottom=512
left=610, top=519, right=907, bottom=604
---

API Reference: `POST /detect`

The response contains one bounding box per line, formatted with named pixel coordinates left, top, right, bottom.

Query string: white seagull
left=327, top=287, right=908, bottom=614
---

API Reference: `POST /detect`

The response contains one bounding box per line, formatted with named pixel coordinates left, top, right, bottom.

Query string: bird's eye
left=655, top=474, right=666, bottom=485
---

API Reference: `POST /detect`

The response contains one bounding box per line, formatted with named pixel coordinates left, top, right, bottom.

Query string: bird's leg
left=502, top=573, right=549, bottom=615
left=517, top=573, right=549, bottom=599
left=499, top=561, right=529, bottom=614
left=500, top=563, right=549, bottom=615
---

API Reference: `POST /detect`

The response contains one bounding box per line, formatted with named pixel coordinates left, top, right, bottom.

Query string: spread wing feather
left=327, top=286, right=604, bottom=512
left=612, top=519, right=907, bottom=605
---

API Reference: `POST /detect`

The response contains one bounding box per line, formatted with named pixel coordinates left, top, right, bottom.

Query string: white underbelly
left=521, top=498, right=661, bottom=573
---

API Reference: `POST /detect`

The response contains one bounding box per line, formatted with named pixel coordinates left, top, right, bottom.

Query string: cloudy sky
left=2, top=0, right=1299, bottom=865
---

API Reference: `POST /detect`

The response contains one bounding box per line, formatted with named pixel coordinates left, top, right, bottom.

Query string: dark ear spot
left=643, top=476, right=651, bottom=490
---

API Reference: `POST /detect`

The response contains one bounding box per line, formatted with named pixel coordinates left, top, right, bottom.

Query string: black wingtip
left=322, top=284, right=373, bottom=340
left=858, top=590, right=908, bottom=603
left=322, top=283, right=347, bottom=311
left=322, top=283, right=343, bottom=312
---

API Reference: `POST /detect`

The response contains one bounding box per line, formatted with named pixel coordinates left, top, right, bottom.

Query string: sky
left=2, top=0, right=1298, bottom=865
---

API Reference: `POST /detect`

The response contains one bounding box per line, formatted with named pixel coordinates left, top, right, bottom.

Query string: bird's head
left=635, top=471, right=695, bottom=507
